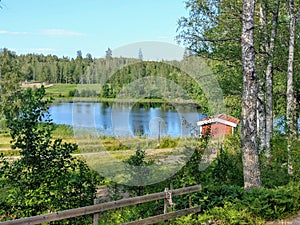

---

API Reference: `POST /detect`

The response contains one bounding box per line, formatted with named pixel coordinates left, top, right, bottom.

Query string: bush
left=0, top=119, right=6, bottom=129
left=172, top=182, right=300, bottom=224
left=0, top=87, right=98, bottom=223
left=241, top=182, right=300, bottom=220
left=173, top=202, right=264, bottom=225
left=157, top=136, right=179, bottom=148
left=68, top=89, right=76, bottom=97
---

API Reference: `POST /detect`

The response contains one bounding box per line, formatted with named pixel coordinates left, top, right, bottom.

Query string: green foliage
left=241, top=182, right=300, bottom=220
left=177, top=0, right=300, bottom=124
left=45, top=84, right=77, bottom=97
left=174, top=202, right=265, bottom=225
left=170, top=135, right=243, bottom=188
left=84, top=134, right=300, bottom=223
left=51, top=124, right=74, bottom=137
left=98, top=206, right=141, bottom=224
left=194, top=185, right=245, bottom=211
left=0, top=118, right=6, bottom=129
left=98, top=135, right=299, bottom=224
left=224, top=95, right=242, bottom=119
left=173, top=182, right=300, bottom=224
left=75, top=89, right=98, bottom=97
left=68, top=89, right=76, bottom=97
left=174, top=146, right=204, bottom=187
left=260, top=135, right=300, bottom=187
left=0, top=149, right=19, bottom=156
left=0, top=48, right=23, bottom=117
left=157, top=136, right=179, bottom=149
left=98, top=202, right=162, bottom=225
left=211, top=135, right=244, bottom=186
left=0, top=87, right=98, bottom=223
left=101, top=83, right=115, bottom=98
left=260, top=135, right=290, bottom=187
left=123, top=146, right=154, bottom=196
left=101, top=61, right=208, bottom=109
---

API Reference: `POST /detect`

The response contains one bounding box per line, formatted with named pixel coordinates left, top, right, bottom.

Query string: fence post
left=164, top=188, right=169, bottom=225
left=189, top=195, right=192, bottom=208
left=93, top=198, right=100, bottom=225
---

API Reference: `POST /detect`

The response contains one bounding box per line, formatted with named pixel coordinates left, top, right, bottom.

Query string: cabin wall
left=201, top=123, right=233, bottom=138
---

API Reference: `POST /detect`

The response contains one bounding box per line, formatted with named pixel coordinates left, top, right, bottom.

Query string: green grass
left=0, top=130, right=11, bottom=149
left=45, top=84, right=77, bottom=97
left=1, top=124, right=190, bottom=160
left=45, top=83, right=196, bottom=103
left=52, top=124, right=76, bottom=142
left=45, top=84, right=101, bottom=98
left=0, top=179, right=10, bottom=202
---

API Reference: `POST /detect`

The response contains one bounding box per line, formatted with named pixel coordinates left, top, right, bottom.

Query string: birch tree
left=286, top=0, right=297, bottom=175
left=265, top=0, right=280, bottom=157
left=241, top=0, right=262, bottom=189
left=257, top=0, right=280, bottom=157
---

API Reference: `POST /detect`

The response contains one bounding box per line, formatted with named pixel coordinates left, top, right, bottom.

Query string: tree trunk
left=241, top=0, right=262, bottom=189
left=257, top=80, right=266, bottom=151
left=286, top=0, right=296, bottom=175
left=257, top=0, right=268, bottom=152
left=265, top=0, right=280, bottom=158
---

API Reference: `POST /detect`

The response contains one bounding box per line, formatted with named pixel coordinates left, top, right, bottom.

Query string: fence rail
left=0, top=184, right=202, bottom=225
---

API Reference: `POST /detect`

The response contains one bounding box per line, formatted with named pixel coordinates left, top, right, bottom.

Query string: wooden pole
left=93, top=198, right=100, bottom=225
left=164, top=188, right=169, bottom=225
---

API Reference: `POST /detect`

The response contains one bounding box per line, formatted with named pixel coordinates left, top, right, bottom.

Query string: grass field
left=45, top=83, right=102, bottom=98
left=44, top=83, right=196, bottom=104
left=45, top=83, right=77, bottom=97
left=0, top=125, right=190, bottom=186
left=0, top=124, right=195, bottom=158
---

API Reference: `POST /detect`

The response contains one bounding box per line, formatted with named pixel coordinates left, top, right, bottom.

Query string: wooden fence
left=0, top=185, right=202, bottom=225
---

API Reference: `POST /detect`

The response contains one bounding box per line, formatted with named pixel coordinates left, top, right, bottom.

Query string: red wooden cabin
left=197, top=114, right=240, bottom=138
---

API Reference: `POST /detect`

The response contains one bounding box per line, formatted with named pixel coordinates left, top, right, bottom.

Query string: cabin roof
left=197, top=114, right=240, bottom=128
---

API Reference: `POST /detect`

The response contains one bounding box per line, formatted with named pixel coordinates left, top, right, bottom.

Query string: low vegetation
left=0, top=88, right=98, bottom=224
left=96, top=135, right=300, bottom=224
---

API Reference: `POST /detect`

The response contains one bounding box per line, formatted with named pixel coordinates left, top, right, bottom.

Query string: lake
left=49, top=102, right=204, bottom=137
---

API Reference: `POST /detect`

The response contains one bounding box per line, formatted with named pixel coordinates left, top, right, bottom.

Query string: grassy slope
left=45, top=83, right=101, bottom=98
left=45, top=83, right=196, bottom=103
left=0, top=124, right=184, bottom=156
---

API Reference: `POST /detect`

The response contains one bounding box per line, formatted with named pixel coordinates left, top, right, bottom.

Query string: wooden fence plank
left=93, top=198, right=100, bottom=225
left=121, top=206, right=201, bottom=225
left=0, top=185, right=201, bottom=225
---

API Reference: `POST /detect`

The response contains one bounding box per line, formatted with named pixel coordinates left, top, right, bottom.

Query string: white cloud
left=0, top=30, right=30, bottom=35
left=0, top=29, right=86, bottom=37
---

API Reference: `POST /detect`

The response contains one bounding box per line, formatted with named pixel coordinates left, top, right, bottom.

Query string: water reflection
left=49, top=102, right=201, bottom=137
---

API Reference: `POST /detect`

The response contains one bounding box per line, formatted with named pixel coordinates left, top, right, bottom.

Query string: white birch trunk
left=265, top=0, right=280, bottom=158
left=286, top=0, right=296, bottom=175
left=241, top=0, right=262, bottom=189
left=257, top=81, right=266, bottom=151
left=257, top=0, right=268, bottom=152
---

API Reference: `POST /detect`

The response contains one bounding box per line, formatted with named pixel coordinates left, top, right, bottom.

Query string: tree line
left=1, top=45, right=297, bottom=119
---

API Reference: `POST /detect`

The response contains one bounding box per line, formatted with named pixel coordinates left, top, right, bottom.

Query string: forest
left=0, top=0, right=300, bottom=224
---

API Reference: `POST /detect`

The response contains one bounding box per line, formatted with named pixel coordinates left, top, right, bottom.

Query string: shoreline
left=51, top=97, right=201, bottom=106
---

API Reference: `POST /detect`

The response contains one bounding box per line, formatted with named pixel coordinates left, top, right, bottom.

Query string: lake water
left=49, top=102, right=204, bottom=137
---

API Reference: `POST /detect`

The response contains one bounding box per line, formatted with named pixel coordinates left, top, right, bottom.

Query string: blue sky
left=0, top=0, right=188, bottom=59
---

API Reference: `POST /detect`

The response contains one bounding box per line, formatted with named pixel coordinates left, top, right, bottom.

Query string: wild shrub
left=0, top=87, right=98, bottom=224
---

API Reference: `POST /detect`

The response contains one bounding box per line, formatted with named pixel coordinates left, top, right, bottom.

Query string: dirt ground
left=266, top=213, right=300, bottom=225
